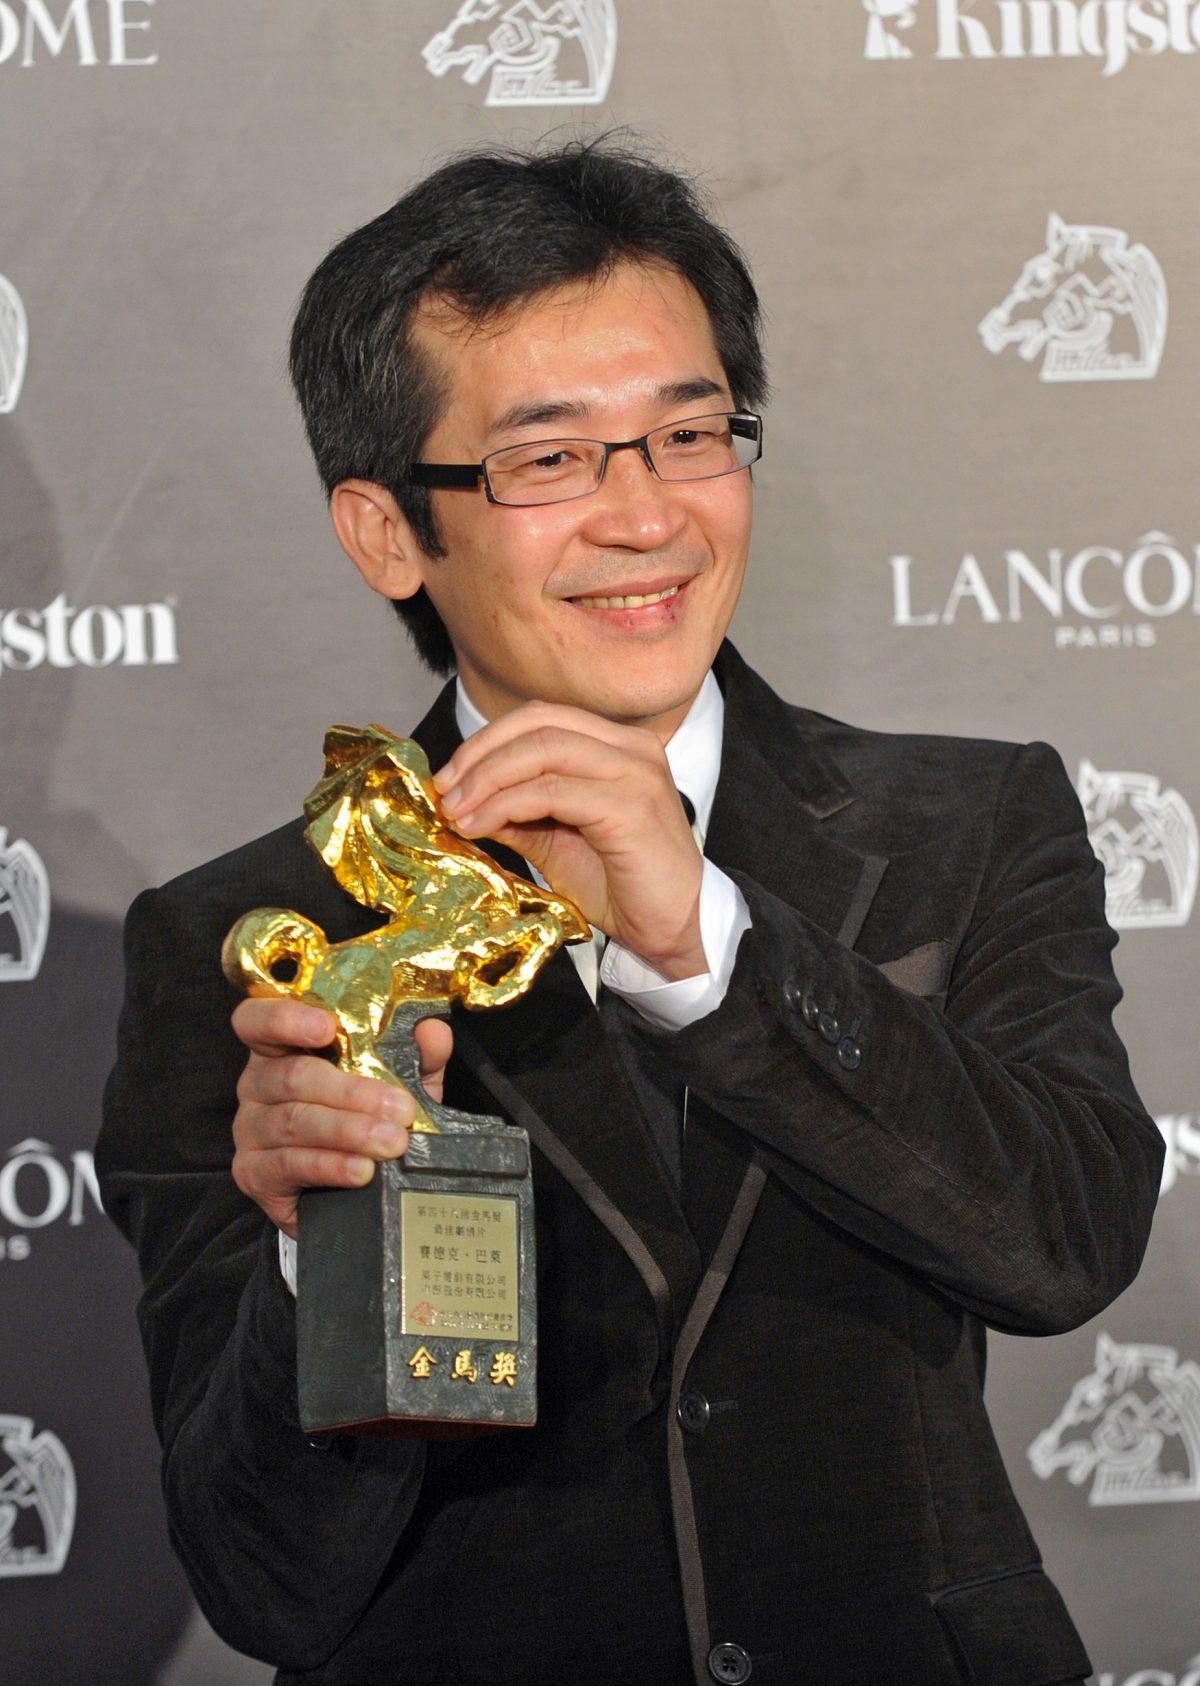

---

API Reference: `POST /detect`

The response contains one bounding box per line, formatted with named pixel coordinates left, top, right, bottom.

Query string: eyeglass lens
left=484, top=413, right=759, bottom=506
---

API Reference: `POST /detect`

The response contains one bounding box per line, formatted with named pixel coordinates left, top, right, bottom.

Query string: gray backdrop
left=2, top=3, right=1196, bottom=1682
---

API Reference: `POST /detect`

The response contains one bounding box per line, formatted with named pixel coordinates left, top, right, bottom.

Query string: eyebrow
left=486, top=376, right=729, bottom=442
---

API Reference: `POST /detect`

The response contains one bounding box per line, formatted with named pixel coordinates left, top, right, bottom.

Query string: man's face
left=397, top=262, right=753, bottom=737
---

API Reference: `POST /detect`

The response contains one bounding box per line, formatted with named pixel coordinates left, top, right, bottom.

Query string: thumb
left=413, top=1015, right=453, bottom=1104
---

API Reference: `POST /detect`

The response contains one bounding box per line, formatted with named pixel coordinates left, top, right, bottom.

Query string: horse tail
left=221, top=908, right=326, bottom=999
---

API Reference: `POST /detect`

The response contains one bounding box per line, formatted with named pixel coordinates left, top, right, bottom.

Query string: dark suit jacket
left=97, top=640, right=1162, bottom=1686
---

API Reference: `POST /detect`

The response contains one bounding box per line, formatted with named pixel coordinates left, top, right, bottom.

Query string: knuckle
left=280, top=1100, right=307, bottom=1142
left=352, top=1075, right=386, bottom=1115
left=537, top=722, right=567, bottom=754
left=346, top=1116, right=375, bottom=1154
left=314, top=1149, right=351, bottom=1187
left=322, top=1154, right=351, bottom=1187
left=280, top=1057, right=307, bottom=1102
left=334, top=1074, right=362, bottom=1114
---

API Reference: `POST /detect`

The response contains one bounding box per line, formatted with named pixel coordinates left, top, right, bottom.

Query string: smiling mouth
left=571, top=583, right=682, bottom=610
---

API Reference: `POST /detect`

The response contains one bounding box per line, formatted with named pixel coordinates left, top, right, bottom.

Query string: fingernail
left=371, top=1123, right=405, bottom=1154
left=348, top=1157, right=374, bottom=1184
left=433, top=764, right=456, bottom=790
left=455, top=809, right=477, bottom=830
left=301, top=1008, right=333, bottom=1038
left=440, top=784, right=463, bottom=812
left=381, top=1092, right=411, bottom=1124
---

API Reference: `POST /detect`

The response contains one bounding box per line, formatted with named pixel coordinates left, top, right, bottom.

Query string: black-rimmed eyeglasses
left=409, top=411, right=763, bottom=508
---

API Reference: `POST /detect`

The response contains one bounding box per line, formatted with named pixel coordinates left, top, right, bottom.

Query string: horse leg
left=457, top=914, right=567, bottom=1009
left=338, top=1022, right=439, bottom=1134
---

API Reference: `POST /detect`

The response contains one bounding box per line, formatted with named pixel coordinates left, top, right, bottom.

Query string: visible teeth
left=575, top=585, right=680, bottom=610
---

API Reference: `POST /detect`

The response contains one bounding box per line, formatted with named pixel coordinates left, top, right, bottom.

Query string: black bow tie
left=679, top=790, right=696, bottom=827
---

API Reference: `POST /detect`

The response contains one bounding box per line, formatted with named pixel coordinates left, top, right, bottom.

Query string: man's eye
left=499, top=445, right=588, bottom=478
left=661, top=424, right=725, bottom=453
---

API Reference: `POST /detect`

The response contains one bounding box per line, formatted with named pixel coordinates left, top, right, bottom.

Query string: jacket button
left=709, top=1642, right=752, bottom=1683
left=307, top=1434, right=332, bottom=1451
left=836, top=1037, right=862, bottom=1071
left=816, top=1009, right=841, bottom=1044
left=800, top=988, right=820, bottom=1028
left=677, top=1389, right=711, bottom=1435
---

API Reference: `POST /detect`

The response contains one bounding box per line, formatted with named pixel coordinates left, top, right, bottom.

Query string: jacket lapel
left=705, top=641, right=885, bottom=946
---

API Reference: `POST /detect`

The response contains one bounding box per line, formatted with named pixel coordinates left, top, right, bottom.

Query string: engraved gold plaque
left=400, top=1192, right=520, bottom=1341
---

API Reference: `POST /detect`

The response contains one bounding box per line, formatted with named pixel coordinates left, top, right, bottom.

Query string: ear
left=330, top=478, right=425, bottom=602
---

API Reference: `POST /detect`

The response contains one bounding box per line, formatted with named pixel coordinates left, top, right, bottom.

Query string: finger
left=413, top=1016, right=453, bottom=1103
left=237, top=1144, right=379, bottom=1214
left=242, top=1053, right=415, bottom=1124
left=232, top=997, right=337, bottom=1057
left=452, top=771, right=679, bottom=844
left=236, top=1094, right=411, bottom=1160
left=434, top=701, right=653, bottom=794
left=439, top=726, right=639, bottom=826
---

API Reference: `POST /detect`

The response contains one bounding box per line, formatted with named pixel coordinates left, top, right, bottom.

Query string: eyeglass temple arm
left=409, top=464, right=484, bottom=488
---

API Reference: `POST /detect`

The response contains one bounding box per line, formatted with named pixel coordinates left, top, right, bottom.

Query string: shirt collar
left=452, top=669, right=724, bottom=843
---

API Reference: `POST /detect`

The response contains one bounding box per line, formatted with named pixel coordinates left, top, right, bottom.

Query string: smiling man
left=98, top=141, right=1161, bottom=1686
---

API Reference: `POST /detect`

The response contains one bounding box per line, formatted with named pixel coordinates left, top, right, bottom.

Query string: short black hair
left=289, top=134, right=767, bottom=676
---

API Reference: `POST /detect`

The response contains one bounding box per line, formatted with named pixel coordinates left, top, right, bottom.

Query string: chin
left=583, top=669, right=699, bottom=726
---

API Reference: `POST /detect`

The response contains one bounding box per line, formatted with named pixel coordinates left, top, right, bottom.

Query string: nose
left=577, top=444, right=689, bottom=552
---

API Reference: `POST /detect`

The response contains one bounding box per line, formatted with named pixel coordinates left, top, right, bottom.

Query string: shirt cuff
left=279, top=1229, right=297, bottom=1297
left=599, top=861, right=753, bottom=1031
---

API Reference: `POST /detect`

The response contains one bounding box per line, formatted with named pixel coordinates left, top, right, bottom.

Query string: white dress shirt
left=278, top=670, right=752, bottom=1294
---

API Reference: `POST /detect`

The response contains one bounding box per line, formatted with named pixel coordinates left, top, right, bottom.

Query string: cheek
left=691, top=479, right=753, bottom=559
left=480, top=507, right=584, bottom=601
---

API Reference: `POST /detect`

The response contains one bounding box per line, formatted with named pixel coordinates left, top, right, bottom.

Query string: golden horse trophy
left=222, top=724, right=590, bottom=1436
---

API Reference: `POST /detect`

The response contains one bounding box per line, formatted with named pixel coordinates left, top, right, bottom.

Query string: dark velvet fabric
left=97, top=641, right=1161, bottom=1685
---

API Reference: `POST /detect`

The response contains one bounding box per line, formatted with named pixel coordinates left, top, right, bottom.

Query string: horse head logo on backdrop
left=0, top=275, right=28, bottom=414
left=0, top=829, right=51, bottom=983
left=1029, top=1334, right=1200, bottom=1506
left=0, top=1416, right=76, bottom=1577
left=979, top=214, right=1167, bottom=381
left=422, top=0, right=617, bottom=106
left=1076, top=760, right=1198, bottom=931
left=862, top=0, right=919, bottom=59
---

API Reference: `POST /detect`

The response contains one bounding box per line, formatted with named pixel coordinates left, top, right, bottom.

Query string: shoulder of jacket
left=789, top=702, right=1026, bottom=785
left=145, top=816, right=323, bottom=921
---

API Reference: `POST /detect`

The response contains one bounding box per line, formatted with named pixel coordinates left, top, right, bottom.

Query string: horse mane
left=302, top=724, right=523, bottom=916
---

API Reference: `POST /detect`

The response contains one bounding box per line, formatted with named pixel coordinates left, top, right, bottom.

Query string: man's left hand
left=434, top=701, right=705, bottom=981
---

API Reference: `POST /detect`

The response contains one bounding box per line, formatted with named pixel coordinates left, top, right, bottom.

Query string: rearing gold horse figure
left=222, top=724, right=590, bottom=1133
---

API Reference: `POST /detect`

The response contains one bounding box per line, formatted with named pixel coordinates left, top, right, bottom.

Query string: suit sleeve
left=634, top=740, right=1165, bottom=1335
left=96, top=885, right=425, bottom=1671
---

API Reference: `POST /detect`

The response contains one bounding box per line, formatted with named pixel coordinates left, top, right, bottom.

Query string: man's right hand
left=230, top=999, right=453, bottom=1238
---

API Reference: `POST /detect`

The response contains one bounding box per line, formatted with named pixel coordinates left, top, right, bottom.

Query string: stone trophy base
left=295, top=1003, right=537, bottom=1437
